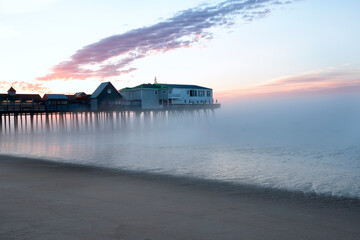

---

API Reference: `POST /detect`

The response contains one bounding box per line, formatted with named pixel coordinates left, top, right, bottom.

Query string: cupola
left=7, top=87, right=16, bottom=96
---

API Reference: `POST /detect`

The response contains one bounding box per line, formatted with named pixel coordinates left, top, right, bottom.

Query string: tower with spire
left=7, top=87, right=16, bottom=96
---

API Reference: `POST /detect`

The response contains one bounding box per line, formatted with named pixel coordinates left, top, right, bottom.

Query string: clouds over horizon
left=3, top=66, right=360, bottom=98
left=218, top=67, right=360, bottom=99
left=38, top=0, right=293, bottom=81
left=0, top=80, right=48, bottom=94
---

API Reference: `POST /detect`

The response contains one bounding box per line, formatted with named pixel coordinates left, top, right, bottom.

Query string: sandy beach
left=0, top=155, right=359, bottom=240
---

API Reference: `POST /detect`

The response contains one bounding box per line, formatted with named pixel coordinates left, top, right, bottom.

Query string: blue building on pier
left=90, top=82, right=123, bottom=111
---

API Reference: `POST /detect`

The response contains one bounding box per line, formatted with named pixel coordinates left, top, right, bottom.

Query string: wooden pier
left=0, top=103, right=220, bottom=134
left=0, top=103, right=220, bottom=115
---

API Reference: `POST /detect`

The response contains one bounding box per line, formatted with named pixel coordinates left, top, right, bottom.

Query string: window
left=187, top=90, right=190, bottom=95
left=159, top=99, right=163, bottom=104
left=154, top=90, right=158, bottom=95
left=190, top=90, right=198, bottom=97
left=163, top=90, right=166, bottom=94
left=207, top=90, right=211, bottom=97
left=107, top=88, right=112, bottom=94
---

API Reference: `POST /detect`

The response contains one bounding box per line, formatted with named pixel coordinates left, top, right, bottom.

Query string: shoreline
left=2, top=153, right=359, bottom=203
left=1, top=154, right=360, bottom=239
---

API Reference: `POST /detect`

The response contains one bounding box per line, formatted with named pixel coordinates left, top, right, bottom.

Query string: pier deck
left=0, top=103, right=220, bottom=115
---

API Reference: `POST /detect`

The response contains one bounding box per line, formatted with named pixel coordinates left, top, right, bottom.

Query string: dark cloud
left=38, top=0, right=294, bottom=81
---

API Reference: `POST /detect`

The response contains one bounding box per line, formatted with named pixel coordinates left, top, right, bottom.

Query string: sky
left=0, top=0, right=359, bottom=101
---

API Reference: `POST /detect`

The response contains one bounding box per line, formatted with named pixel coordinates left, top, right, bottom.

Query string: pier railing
left=0, top=102, right=220, bottom=114
left=164, top=103, right=221, bottom=110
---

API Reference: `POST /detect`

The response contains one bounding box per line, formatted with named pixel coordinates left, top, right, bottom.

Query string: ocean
left=1, top=95, right=360, bottom=199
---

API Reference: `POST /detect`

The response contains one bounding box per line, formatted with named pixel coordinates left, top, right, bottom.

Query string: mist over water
left=215, top=93, right=360, bottom=147
left=1, top=93, right=360, bottom=199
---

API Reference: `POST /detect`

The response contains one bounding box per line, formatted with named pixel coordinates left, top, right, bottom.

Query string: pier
left=0, top=81, right=220, bottom=132
left=0, top=104, right=220, bottom=135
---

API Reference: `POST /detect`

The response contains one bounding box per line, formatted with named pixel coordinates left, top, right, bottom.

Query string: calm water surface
left=1, top=107, right=359, bottom=199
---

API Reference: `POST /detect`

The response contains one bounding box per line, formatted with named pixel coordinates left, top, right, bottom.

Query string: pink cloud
left=37, top=0, right=295, bottom=81
left=0, top=80, right=49, bottom=94
left=217, top=67, right=360, bottom=100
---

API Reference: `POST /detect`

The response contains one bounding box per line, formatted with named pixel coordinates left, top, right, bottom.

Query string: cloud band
left=38, top=0, right=293, bottom=81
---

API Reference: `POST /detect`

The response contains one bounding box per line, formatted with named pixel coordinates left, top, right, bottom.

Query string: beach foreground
left=1, top=155, right=359, bottom=240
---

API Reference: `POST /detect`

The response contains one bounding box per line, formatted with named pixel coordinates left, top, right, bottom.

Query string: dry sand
left=0, top=155, right=359, bottom=240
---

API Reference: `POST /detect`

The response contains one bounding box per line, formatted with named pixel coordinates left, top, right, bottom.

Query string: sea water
left=1, top=95, right=359, bottom=199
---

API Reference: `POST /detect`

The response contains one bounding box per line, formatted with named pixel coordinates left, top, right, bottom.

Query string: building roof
left=120, top=84, right=159, bottom=91
left=66, top=95, right=76, bottom=100
left=75, top=94, right=91, bottom=100
left=66, top=94, right=90, bottom=100
left=120, top=83, right=211, bottom=91
left=8, top=87, right=16, bottom=92
left=0, top=94, right=42, bottom=101
left=43, top=94, right=68, bottom=100
left=76, top=94, right=91, bottom=100
left=159, top=84, right=211, bottom=90
left=90, top=82, right=122, bottom=99
left=90, top=82, right=110, bottom=98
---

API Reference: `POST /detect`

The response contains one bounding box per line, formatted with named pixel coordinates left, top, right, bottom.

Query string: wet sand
left=1, top=155, right=359, bottom=240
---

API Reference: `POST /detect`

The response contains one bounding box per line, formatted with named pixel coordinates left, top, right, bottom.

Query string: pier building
left=0, top=81, right=219, bottom=114
left=90, top=82, right=123, bottom=111
left=120, top=83, right=214, bottom=110
left=0, top=87, right=43, bottom=112
left=43, top=94, right=69, bottom=111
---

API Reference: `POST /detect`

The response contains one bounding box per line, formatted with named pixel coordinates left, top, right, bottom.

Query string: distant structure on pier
left=120, top=83, right=214, bottom=110
left=0, top=87, right=43, bottom=112
left=0, top=81, right=220, bottom=113
left=90, top=82, right=123, bottom=111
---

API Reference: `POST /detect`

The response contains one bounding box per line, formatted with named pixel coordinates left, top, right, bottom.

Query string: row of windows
left=185, top=100, right=213, bottom=104
left=188, top=90, right=211, bottom=97
left=153, top=89, right=211, bottom=97
left=2, top=100, right=36, bottom=103
left=159, top=99, right=213, bottom=104
left=154, top=90, right=173, bottom=95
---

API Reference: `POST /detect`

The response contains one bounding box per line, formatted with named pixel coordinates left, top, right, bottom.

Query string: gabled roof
left=91, top=82, right=109, bottom=98
left=90, top=82, right=108, bottom=98
left=43, top=94, right=68, bottom=100
left=120, top=83, right=211, bottom=91
left=66, top=94, right=90, bottom=100
left=8, top=87, right=16, bottom=92
left=90, top=82, right=121, bottom=99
